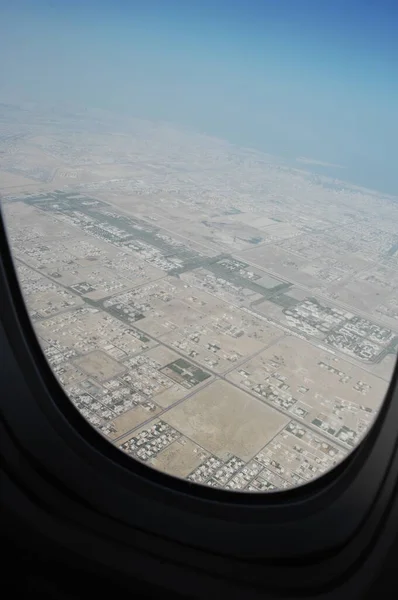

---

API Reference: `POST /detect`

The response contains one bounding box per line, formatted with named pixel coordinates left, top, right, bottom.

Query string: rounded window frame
left=2, top=205, right=398, bottom=597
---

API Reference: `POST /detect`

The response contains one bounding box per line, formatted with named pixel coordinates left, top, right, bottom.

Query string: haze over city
left=1, top=0, right=397, bottom=193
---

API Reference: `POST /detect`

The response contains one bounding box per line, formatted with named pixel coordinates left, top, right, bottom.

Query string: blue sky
left=0, top=0, right=397, bottom=193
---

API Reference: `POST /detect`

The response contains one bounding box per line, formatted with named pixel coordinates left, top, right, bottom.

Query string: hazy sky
left=1, top=0, right=397, bottom=193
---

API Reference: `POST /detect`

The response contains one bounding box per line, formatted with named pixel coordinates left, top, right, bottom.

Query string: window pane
left=1, top=1, right=397, bottom=492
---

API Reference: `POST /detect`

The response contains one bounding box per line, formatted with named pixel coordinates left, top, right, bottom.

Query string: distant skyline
left=0, top=0, right=397, bottom=194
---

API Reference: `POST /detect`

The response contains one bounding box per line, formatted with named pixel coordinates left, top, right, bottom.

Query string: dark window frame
left=2, top=206, right=398, bottom=598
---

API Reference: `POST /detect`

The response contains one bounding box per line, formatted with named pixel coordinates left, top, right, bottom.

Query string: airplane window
left=1, top=1, right=397, bottom=493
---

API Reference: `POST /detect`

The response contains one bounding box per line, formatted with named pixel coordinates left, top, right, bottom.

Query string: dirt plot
left=149, top=437, right=210, bottom=479
left=162, top=313, right=279, bottom=374
left=258, top=221, right=301, bottom=241
left=74, top=350, right=126, bottom=381
left=163, top=380, right=289, bottom=461
left=227, top=336, right=388, bottom=416
left=0, top=169, right=41, bottom=190
left=221, top=213, right=276, bottom=229
left=137, top=298, right=207, bottom=338
left=238, top=245, right=310, bottom=283
left=24, top=288, right=83, bottom=318
left=325, top=278, right=398, bottom=316
left=143, top=344, right=184, bottom=364
left=174, top=285, right=235, bottom=313
left=150, top=383, right=187, bottom=409
left=55, top=362, right=87, bottom=387
left=240, top=245, right=369, bottom=295
left=104, top=404, right=162, bottom=441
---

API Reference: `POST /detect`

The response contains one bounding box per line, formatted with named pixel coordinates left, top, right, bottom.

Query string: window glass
left=1, top=1, right=397, bottom=492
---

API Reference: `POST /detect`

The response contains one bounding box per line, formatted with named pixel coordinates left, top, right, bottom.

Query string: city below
left=1, top=102, right=397, bottom=492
